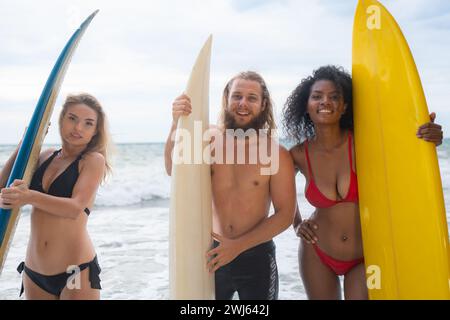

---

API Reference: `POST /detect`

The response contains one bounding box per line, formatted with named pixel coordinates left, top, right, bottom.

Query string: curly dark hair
left=282, top=65, right=353, bottom=143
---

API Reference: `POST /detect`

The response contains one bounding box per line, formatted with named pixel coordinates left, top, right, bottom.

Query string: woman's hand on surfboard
left=0, top=191, right=13, bottom=209
left=416, top=112, right=443, bottom=146
left=0, top=179, right=30, bottom=208
left=172, top=93, right=192, bottom=124
left=206, top=232, right=242, bottom=273
left=297, top=219, right=319, bottom=244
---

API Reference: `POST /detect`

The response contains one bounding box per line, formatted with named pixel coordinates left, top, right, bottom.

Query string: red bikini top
left=304, top=133, right=359, bottom=208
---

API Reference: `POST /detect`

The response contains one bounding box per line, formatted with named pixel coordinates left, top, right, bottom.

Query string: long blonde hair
left=219, top=71, right=276, bottom=136
left=59, top=93, right=113, bottom=179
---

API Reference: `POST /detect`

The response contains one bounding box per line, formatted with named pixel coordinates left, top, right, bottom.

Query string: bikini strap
left=36, top=149, right=60, bottom=172
left=17, top=262, right=25, bottom=297
left=77, top=151, right=85, bottom=161
left=78, top=255, right=102, bottom=290
left=48, top=149, right=61, bottom=162
left=304, top=140, right=314, bottom=180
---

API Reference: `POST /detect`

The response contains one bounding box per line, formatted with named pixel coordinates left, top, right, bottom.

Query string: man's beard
left=224, top=109, right=267, bottom=132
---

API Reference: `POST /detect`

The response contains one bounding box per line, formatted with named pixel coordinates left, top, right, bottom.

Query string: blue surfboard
left=0, top=10, right=99, bottom=274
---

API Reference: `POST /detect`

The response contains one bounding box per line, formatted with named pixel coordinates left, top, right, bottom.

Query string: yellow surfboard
left=169, top=35, right=215, bottom=299
left=352, top=0, right=450, bottom=299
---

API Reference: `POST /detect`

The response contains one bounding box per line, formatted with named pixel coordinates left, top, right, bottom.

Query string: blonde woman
left=0, top=93, right=112, bottom=300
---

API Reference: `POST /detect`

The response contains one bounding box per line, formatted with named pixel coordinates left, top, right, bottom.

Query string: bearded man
left=165, top=71, right=296, bottom=300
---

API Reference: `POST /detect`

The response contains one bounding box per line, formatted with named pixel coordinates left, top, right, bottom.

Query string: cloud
left=0, top=0, right=449, bottom=144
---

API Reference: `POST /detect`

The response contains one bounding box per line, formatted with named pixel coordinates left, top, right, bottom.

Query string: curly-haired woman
left=283, top=65, right=443, bottom=299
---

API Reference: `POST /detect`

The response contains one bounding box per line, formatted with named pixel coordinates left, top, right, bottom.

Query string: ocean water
left=0, top=140, right=449, bottom=300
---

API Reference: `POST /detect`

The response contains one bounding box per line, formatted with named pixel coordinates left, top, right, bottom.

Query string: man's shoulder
left=265, top=138, right=291, bottom=156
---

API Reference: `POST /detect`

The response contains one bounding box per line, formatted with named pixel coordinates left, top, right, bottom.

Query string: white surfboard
left=169, top=35, right=215, bottom=299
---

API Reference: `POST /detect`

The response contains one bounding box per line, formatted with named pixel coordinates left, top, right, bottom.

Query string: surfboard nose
left=79, top=9, right=100, bottom=30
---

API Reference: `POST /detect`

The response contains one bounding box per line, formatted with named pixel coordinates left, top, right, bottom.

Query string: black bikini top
left=29, top=149, right=90, bottom=215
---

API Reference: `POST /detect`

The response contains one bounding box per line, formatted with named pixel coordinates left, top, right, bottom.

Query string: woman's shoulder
left=82, top=151, right=105, bottom=166
left=289, top=142, right=307, bottom=173
left=289, top=142, right=306, bottom=157
left=78, top=152, right=106, bottom=178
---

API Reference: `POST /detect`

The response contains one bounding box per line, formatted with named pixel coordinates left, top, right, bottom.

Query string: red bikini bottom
left=313, top=244, right=364, bottom=276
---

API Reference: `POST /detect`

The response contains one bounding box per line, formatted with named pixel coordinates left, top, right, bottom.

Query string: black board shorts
left=213, top=240, right=278, bottom=300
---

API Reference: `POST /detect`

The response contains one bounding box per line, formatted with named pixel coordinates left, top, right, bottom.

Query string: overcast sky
left=0, top=0, right=449, bottom=144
